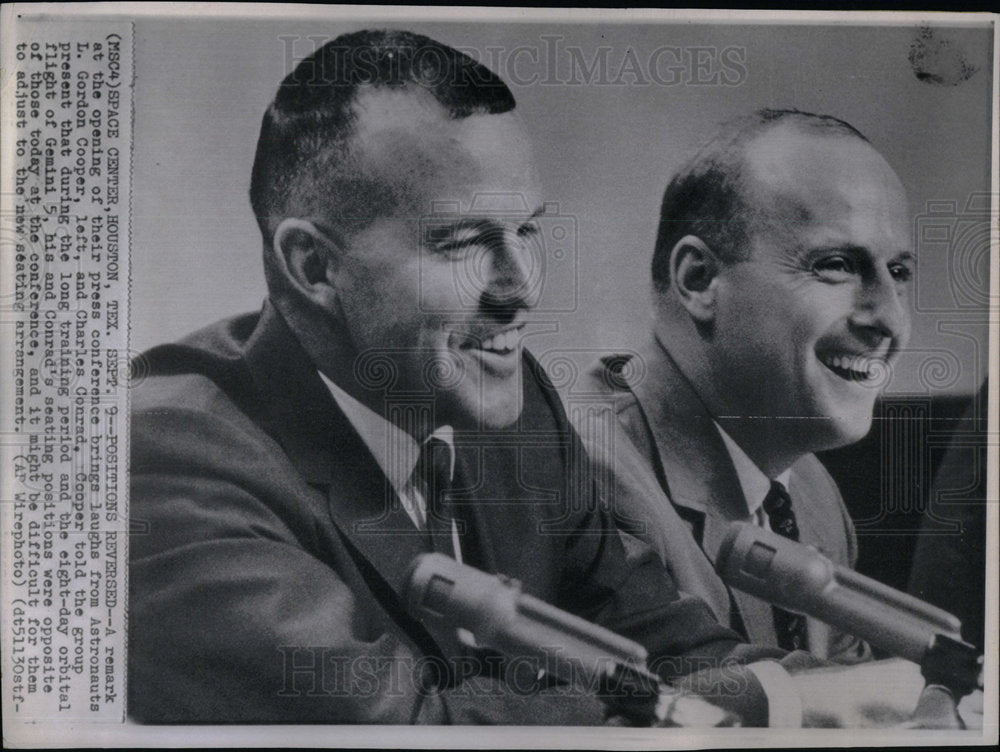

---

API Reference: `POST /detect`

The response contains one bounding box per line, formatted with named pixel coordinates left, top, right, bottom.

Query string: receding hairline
left=736, top=122, right=902, bottom=231
left=339, top=87, right=535, bottom=220
left=348, top=84, right=525, bottom=165
left=650, top=109, right=884, bottom=293
left=263, top=85, right=516, bottom=240
left=725, top=116, right=875, bottom=203
left=250, top=28, right=518, bottom=244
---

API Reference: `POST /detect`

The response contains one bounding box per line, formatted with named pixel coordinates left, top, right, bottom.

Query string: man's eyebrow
left=516, top=205, right=546, bottom=231
left=428, top=216, right=492, bottom=231
left=423, top=217, right=493, bottom=242
left=425, top=206, right=547, bottom=238
left=806, top=244, right=867, bottom=257
left=806, top=245, right=914, bottom=262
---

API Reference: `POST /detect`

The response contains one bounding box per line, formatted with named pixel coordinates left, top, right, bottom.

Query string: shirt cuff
left=747, top=660, right=802, bottom=727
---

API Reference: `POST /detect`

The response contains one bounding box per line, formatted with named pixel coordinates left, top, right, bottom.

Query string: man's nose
left=481, top=229, right=542, bottom=310
left=849, top=269, right=911, bottom=348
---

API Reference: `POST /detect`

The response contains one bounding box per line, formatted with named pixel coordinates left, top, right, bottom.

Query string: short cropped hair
left=249, top=29, right=516, bottom=242
left=650, top=109, right=869, bottom=292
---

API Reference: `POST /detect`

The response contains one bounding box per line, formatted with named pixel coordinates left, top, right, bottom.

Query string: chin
left=822, top=410, right=876, bottom=450
left=477, top=388, right=523, bottom=430
left=440, top=380, right=522, bottom=431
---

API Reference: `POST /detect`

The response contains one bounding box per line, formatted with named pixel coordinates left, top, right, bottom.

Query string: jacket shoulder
left=791, top=453, right=858, bottom=566
left=131, top=311, right=260, bottom=416
left=579, top=353, right=641, bottom=395
left=572, top=353, right=648, bottom=423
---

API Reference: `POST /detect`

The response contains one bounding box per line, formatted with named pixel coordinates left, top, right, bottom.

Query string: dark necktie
left=417, top=437, right=459, bottom=558
left=415, top=437, right=491, bottom=686
left=762, top=480, right=809, bottom=651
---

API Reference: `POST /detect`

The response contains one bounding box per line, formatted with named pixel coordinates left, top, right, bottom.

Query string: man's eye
left=518, top=221, right=540, bottom=239
left=813, top=255, right=855, bottom=280
left=889, top=263, right=913, bottom=283
left=435, top=237, right=478, bottom=255
left=431, top=231, right=492, bottom=257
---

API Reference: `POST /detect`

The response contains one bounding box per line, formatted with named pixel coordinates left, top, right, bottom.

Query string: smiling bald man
left=579, top=109, right=913, bottom=662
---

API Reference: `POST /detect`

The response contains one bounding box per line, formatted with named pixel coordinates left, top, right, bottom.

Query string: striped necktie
left=762, top=480, right=809, bottom=651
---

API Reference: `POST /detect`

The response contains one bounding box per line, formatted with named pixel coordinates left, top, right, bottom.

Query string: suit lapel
left=241, top=302, right=430, bottom=600
left=446, top=350, right=572, bottom=590
left=626, top=338, right=778, bottom=645
left=787, top=464, right=832, bottom=657
left=787, top=467, right=826, bottom=555
left=627, top=337, right=747, bottom=560
left=236, top=304, right=569, bottom=661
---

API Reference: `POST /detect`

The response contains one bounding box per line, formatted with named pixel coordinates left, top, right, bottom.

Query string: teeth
left=477, top=328, right=520, bottom=353
left=822, top=353, right=880, bottom=379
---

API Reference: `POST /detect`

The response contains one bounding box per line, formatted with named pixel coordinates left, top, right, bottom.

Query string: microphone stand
left=813, top=563, right=983, bottom=726
left=715, top=521, right=984, bottom=729
left=905, top=634, right=983, bottom=729
left=405, top=553, right=740, bottom=727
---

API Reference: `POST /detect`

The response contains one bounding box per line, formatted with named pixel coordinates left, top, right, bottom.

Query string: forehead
left=741, top=126, right=909, bottom=253
left=350, top=87, right=541, bottom=216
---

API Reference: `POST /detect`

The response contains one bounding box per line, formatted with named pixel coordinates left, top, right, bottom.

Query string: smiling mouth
left=460, top=325, right=524, bottom=356
left=819, top=353, right=883, bottom=383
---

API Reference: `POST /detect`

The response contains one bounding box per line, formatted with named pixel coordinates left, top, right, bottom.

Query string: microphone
left=715, top=522, right=982, bottom=695
left=405, top=552, right=739, bottom=727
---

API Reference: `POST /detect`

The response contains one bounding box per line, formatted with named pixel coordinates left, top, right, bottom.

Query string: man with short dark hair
left=129, top=30, right=783, bottom=726
left=579, top=109, right=912, bottom=661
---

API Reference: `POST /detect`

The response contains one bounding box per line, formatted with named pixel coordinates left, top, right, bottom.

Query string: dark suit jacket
left=908, top=380, right=988, bottom=652
left=573, top=337, right=870, bottom=663
left=129, top=302, right=792, bottom=725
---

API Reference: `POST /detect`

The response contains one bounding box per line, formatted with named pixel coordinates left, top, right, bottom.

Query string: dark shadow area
left=819, top=388, right=988, bottom=649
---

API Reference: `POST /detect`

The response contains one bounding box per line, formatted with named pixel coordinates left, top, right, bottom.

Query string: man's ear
left=669, top=235, right=721, bottom=324
left=272, top=217, right=343, bottom=308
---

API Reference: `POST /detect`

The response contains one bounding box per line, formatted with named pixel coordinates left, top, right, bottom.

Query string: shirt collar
left=713, top=422, right=791, bottom=516
left=318, top=370, right=454, bottom=494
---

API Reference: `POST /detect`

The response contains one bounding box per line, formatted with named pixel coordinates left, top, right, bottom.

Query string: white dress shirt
left=318, top=371, right=464, bottom=560
left=319, top=372, right=481, bottom=652
left=713, top=422, right=802, bottom=726
left=714, top=422, right=792, bottom=527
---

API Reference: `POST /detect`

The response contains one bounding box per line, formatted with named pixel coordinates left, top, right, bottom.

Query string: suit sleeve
left=541, top=458, right=811, bottom=726
left=129, top=405, right=606, bottom=725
